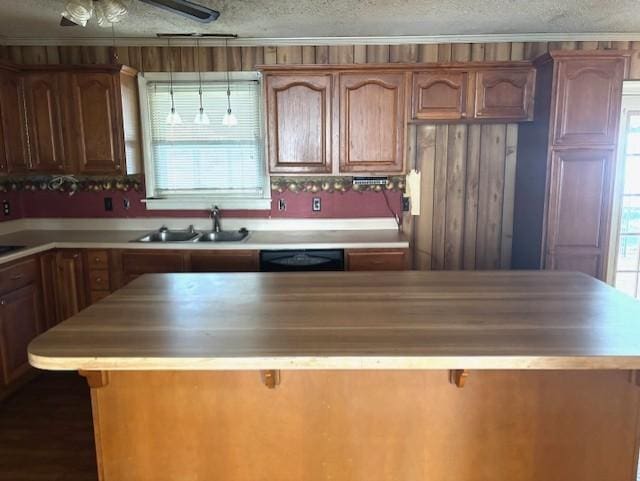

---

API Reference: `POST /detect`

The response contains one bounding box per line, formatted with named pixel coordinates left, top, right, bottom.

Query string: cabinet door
left=56, top=250, right=87, bottom=321
left=346, top=249, right=409, bottom=271
left=553, top=58, right=625, bottom=146
left=71, top=72, right=124, bottom=175
left=474, top=68, right=535, bottom=120
left=0, top=71, right=29, bottom=173
left=23, top=72, right=66, bottom=173
left=339, top=73, right=406, bottom=173
left=0, top=283, right=41, bottom=385
left=119, top=251, right=187, bottom=286
left=191, top=251, right=259, bottom=272
left=545, top=149, right=614, bottom=279
left=39, top=252, right=61, bottom=330
left=411, top=71, right=469, bottom=120
left=266, top=74, right=332, bottom=173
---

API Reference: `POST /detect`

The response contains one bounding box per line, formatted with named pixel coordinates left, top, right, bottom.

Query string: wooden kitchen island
left=28, top=271, right=640, bottom=481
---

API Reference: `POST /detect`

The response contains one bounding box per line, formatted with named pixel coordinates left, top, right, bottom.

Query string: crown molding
left=1, top=32, right=640, bottom=47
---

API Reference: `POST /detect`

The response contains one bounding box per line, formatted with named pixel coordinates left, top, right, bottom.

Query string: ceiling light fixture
left=165, top=37, right=182, bottom=125
left=222, top=38, right=238, bottom=127
left=193, top=37, right=209, bottom=125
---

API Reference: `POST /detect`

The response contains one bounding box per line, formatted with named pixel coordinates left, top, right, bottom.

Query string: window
left=612, top=85, right=640, bottom=297
left=139, top=72, right=270, bottom=209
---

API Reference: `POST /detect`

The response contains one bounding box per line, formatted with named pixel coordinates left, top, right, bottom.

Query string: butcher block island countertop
left=28, top=270, right=640, bottom=481
left=28, top=270, right=640, bottom=370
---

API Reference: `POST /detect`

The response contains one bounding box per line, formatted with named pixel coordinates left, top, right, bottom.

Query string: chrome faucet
left=211, top=206, right=222, bottom=232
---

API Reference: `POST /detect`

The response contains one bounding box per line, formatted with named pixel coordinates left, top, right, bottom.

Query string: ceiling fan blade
left=138, top=0, right=220, bottom=23
left=60, top=16, right=80, bottom=27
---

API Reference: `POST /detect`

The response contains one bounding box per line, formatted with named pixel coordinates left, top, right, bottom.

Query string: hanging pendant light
left=165, top=37, right=182, bottom=125
left=222, top=38, right=238, bottom=127
left=193, top=38, right=209, bottom=125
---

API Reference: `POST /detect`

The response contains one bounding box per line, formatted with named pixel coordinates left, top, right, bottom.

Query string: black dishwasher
left=260, top=249, right=344, bottom=272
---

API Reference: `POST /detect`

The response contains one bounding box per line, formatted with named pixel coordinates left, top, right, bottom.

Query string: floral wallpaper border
left=271, top=176, right=406, bottom=193
left=0, top=175, right=144, bottom=195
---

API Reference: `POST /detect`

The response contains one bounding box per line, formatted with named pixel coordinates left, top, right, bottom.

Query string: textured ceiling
left=0, top=0, right=638, bottom=41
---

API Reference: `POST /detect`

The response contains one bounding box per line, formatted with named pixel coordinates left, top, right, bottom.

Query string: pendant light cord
left=168, top=37, right=175, bottom=113
left=196, top=37, right=204, bottom=113
left=225, top=38, right=232, bottom=114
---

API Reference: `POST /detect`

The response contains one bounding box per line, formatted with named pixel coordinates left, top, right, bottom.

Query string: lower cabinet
left=39, top=249, right=87, bottom=330
left=191, top=251, right=259, bottom=272
left=0, top=284, right=41, bottom=385
left=0, top=257, right=43, bottom=392
left=345, top=249, right=409, bottom=271
left=115, top=250, right=189, bottom=287
left=56, top=250, right=87, bottom=321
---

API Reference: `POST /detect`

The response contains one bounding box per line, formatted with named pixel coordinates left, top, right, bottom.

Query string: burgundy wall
left=5, top=189, right=402, bottom=222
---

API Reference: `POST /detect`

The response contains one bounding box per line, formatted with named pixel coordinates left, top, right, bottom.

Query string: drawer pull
left=10, top=274, right=23, bottom=281
left=96, top=278, right=102, bottom=283
left=94, top=258, right=101, bottom=262
left=0, top=299, right=6, bottom=306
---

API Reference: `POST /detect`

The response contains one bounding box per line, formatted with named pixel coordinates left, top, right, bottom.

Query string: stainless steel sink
left=196, top=229, right=249, bottom=243
left=133, top=226, right=248, bottom=243
left=134, top=226, right=200, bottom=243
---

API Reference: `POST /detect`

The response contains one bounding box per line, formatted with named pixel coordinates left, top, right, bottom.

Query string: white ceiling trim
left=1, top=32, right=640, bottom=47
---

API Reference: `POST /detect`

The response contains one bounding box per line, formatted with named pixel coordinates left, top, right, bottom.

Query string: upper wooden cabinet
left=23, top=71, right=67, bottom=174
left=265, top=74, right=332, bottom=174
left=474, top=68, right=535, bottom=121
left=410, top=67, right=535, bottom=122
left=261, top=62, right=535, bottom=174
left=411, top=71, right=470, bottom=121
left=0, top=63, right=141, bottom=176
left=339, top=72, right=406, bottom=173
left=69, top=67, right=142, bottom=175
left=552, top=57, right=625, bottom=147
left=0, top=67, right=29, bottom=174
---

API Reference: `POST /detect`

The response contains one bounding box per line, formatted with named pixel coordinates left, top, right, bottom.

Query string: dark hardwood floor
left=0, top=372, right=97, bottom=481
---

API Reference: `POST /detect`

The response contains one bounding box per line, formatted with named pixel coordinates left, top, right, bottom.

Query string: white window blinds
left=146, top=79, right=265, bottom=198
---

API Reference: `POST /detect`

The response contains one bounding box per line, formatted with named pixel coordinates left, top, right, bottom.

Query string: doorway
left=611, top=83, right=640, bottom=297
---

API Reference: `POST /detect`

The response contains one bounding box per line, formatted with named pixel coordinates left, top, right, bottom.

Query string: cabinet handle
left=96, top=278, right=102, bottom=283
left=94, top=257, right=101, bottom=262
left=0, top=300, right=6, bottom=306
left=73, top=254, right=79, bottom=259
left=10, top=274, right=23, bottom=281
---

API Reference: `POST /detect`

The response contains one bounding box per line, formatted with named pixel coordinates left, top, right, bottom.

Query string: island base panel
left=87, top=370, right=640, bottom=481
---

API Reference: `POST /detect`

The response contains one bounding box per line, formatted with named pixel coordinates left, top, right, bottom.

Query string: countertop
left=28, top=270, right=640, bottom=371
left=0, top=229, right=409, bottom=264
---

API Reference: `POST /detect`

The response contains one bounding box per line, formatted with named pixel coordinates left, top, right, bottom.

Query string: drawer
left=0, top=258, right=38, bottom=294
left=346, top=249, right=409, bottom=271
left=87, top=250, right=110, bottom=270
left=90, top=290, right=110, bottom=304
left=89, top=270, right=110, bottom=291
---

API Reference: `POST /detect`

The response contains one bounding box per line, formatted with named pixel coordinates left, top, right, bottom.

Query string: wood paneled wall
left=2, top=40, right=639, bottom=270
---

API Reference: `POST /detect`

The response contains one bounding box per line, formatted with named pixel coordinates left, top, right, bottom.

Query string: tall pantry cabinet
left=512, top=50, right=628, bottom=280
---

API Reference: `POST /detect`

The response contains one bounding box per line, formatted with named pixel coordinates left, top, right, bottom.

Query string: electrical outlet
left=104, top=197, right=113, bottom=212
left=402, top=197, right=410, bottom=212
left=123, top=198, right=131, bottom=210
left=312, top=197, right=321, bottom=212
left=2, top=200, right=9, bottom=216
left=278, top=198, right=286, bottom=211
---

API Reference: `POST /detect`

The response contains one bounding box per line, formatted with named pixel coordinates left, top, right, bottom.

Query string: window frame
left=137, top=71, right=271, bottom=210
